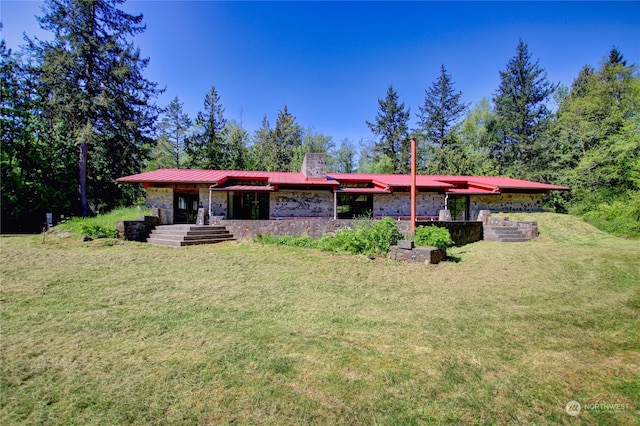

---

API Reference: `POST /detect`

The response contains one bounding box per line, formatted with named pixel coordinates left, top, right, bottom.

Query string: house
left=117, top=153, right=569, bottom=225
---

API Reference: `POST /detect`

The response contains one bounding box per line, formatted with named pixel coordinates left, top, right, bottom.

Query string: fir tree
left=490, top=39, right=557, bottom=178
left=186, top=86, right=227, bottom=169
left=30, top=0, right=160, bottom=216
left=417, top=64, right=468, bottom=149
left=156, top=96, right=192, bottom=169
left=273, top=105, right=303, bottom=172
left=366, top=85, right=411, bottom=173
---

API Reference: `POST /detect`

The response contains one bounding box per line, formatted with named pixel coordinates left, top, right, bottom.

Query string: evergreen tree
left=490, top=39, right=557, bottom=178
left=273, top=105, right=303, bottom=172
left=366, top=85, right=411, bottom=173
left=156, top=96, right=192, bottom=169
left=248, top=115, right=275, bottom=171
left=30, top=0, right=160, bottom=216
left=1, top=42, right=63, bottom=230
left=417, top=64, right=468, bottom=149
left=186, top=85, right=227, bottom=169
left=224, top=120, right=249, bottom=170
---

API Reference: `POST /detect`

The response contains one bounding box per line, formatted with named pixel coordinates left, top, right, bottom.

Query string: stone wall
left=116, top=215, right=159, bottom=242
left=222, top=218, right=412, bottom=240
left=205, top=189, right=228, bottom=217
left=469, top=193, right=543, bottom=220
left=415, top=221, right=483, bottom=245
left=145, top=188, right=173, bottom=224
left=374, top=193, right=444, bottom=217
left=270, top=190, right=334, bottom=218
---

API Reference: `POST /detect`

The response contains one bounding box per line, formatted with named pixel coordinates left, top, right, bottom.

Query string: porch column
left=333, top=191, right=337, bottom=220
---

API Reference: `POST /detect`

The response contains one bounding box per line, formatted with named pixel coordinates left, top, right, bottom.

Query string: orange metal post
left=410, top=138, right=417, bottom=234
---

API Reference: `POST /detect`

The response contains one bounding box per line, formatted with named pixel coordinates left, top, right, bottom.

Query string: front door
left=174, top=193, right=199, bottom=224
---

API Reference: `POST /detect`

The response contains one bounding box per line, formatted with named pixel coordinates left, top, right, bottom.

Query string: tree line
left=2, top=0, right=638, bottom=236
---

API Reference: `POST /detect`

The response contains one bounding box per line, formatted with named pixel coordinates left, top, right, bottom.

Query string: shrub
left=80, top=223, right=118, bottom=239
left=414, top=226, right=453, bottom=251
left=575, top=192, right=640, bottom=238
left=257, top=217, right=403, bottom=256
left=318, top=217, right=403, bottom=255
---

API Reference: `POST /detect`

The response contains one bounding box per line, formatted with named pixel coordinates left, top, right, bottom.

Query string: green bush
left=318, top=217, right=403, bottom=255
left=575, top=193, right=640, bottom=238
left=414, top=226, right=453, bottom=251
left=80, top=223, right=118, bottom=239
left=257, top=217, right=403, bottom=256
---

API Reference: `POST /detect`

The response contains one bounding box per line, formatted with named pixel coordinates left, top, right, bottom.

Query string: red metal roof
left=118, top=169, right=570, bottom=193
left=446, top=188, right=499, bottom=195
left=335, top=187, right=392, bottom=194
left=210, top=185, right=275, bottom=192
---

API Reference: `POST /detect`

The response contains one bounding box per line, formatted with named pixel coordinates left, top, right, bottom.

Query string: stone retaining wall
left=222, top=218, right=413, bottom=240
left=116, top=215, right=159, bottom=242
left=415, top=221, right=483, bottom=245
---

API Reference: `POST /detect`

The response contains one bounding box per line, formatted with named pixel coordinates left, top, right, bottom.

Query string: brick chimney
left=301, top=153, right=327, bottom=179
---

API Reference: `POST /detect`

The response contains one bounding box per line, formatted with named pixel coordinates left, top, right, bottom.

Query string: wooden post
left=410, top=138, right=417, bottom=234
left=79, top=141, right=89, bottom=217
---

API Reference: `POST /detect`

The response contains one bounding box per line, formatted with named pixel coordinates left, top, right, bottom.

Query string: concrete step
left=147, top=225, right=235, bottom=247
left=483, top=225, right=529, bottom=242
left=484, top=236, right=529, bottom=243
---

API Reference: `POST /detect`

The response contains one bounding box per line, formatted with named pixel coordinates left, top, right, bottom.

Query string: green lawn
left=1, top=213, right=638, bottom=424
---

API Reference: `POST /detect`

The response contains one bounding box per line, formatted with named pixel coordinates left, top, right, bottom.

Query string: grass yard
left=1, top=213, right=639, bottom=424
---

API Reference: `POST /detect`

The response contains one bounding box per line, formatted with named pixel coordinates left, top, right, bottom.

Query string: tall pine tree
left=417, top=64, right=468, bottom=149
left=366, top=85, right=411, bottom=174
left=224, top=120, right=249, bottom=170
left=155, top=96, right=192, bottom=169
left=490, top=39, right=556, bottom=179
left=31, top=0, right=160, bottom=216
left=186, top=86, right=227, bottom=169
left=417, top=65, right=469, bottom=174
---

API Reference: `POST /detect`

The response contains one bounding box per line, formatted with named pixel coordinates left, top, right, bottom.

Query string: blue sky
left=2, top=1, right=639, bottom=146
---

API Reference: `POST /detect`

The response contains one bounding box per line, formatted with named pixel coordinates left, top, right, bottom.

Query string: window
left=228, top=192, right=270, bottom=219
left=337, top=194, right=373, bottom=219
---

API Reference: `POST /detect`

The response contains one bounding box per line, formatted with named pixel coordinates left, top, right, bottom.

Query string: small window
left=178, top=196, right=186, bottom=210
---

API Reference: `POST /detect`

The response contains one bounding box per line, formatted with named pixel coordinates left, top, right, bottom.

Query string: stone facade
left=469, top=193, right=543, bottom=220
left=206, top=189, right=227, bottom=217
left=146, top=184, right=544, bottom=225
left=374, top=193, right=444, bottom=217
left=270, top=190, right=334, bottom=218
left=223, top=218, right=413, bottom=240
left=145, top=188, right=173, bottom=224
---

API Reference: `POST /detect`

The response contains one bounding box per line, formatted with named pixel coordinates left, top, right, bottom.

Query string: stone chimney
left=301, top=153, right=327, bottom=178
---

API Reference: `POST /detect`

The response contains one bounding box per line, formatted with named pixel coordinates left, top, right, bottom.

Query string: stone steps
left=147, top=225, right=235, bottom=247
left=483, top=225, right=529, bottom=243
